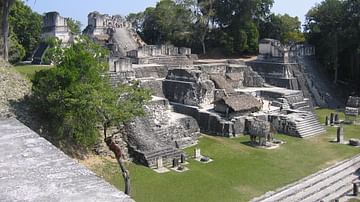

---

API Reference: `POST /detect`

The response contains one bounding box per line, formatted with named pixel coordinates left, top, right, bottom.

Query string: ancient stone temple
left=248, top=38, right=322, bottom=108
left=32, top=12, right=74, bottom=64
left=82, top=13, right=326, bottom=167
left=84, top=12, right=145, bottom=56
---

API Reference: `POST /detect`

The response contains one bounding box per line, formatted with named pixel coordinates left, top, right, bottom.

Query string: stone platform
left=0, top=118, right=133, bottom=202
left=251, top=154, right=360, bottom=202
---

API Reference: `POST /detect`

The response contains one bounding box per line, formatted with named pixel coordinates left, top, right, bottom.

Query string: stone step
left=303, top=164, right=358, bottom=198
left=145, top=147, right=183, bottom=160
left=300, top=172, right=357, bottom=202
left=253, top=155, right=360, bottom=202
left=298, top=128, right=326, bottom=138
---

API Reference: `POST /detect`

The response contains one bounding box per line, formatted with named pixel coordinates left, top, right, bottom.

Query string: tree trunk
left=2, top=0, right=13, bottom=62
left=333, top=33, right=338, bottom=84
left=201, top=36, right=206, bottom=55
left=105, top=136, right=131, bottom=195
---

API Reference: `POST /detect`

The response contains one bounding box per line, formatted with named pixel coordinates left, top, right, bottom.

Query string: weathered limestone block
left=163, top=69, right=215, bottom=106
left=232, top=117, right=246, bottom=136
left=140, top=79, right=164, bottom=97
left=247, top=119, right=271, bottom=137
left=134, top=65, right=168, bottom=78
left=349, top=139, right=360, bottom=146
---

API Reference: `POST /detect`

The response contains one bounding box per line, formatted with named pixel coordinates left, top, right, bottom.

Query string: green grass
left=13, top=65, right=53, bottom=79
left=85, top=109, right=360, bottom=202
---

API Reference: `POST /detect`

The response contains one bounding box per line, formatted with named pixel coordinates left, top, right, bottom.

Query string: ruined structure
left=345, top=96, right=360, bottom=123
left=82, top=13, right=326, bottom=167
left=32, top=12, right=74, bottom=64
left=249, top=38, right=324, bottom=109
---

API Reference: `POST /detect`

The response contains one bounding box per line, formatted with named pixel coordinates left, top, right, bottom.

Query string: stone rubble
left=0, top=62, right=31, bottom=120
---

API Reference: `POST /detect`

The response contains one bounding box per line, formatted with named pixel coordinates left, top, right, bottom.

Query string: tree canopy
left=127, top=0, right=310, bottom=56
left=31, top=36, right=151, bottom=147
left=305, top=0, right=360, bottom=87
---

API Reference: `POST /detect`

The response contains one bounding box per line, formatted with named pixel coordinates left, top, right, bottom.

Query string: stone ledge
left=0, top=118, right=134, bottom=202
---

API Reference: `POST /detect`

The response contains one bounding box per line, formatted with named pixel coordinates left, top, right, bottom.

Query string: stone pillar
left=157, top=157, right=163, bottom=169
left=330, top=113, right=335, bottom=125
left=334, top=113, right=339, bottom=124
left=194, top=148, right=201, bottom=159
left=172, top=158, right=179, bottom=168
left=354, top=183, right=358, bottom=196
left=325, top=116, right=329, bottom=126
left=337, top=125, right=344, bottom=143
left=180, top=154, right=186, bottom=164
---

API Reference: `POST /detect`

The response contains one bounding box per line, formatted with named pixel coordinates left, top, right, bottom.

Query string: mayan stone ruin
left=28, top=11, right=330, bottom=169
left=33, top=11, right=328, bottom=167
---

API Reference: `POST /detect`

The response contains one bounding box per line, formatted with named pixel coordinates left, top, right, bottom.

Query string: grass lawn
left=13, top=65, right=53, bottom=80
left=82, top=110, right=360, bottom=202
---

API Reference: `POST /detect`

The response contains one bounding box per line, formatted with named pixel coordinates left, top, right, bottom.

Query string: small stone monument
left=349, top=139, right=360, bottom=146
left=330, top=113, right=335, bottom=125
left=336, top=125, right=344, bottom=143
left=325, top=116, right=329, bottom=126
left=354, top=183, right=359, bottom=196
left=334, top=113, right=339, bottom=124
left=180, top=153, right=186, bottom=164
left=194, top=148, right=201, bottom=159
left=157, top=157, right=163, bottom=169
left=172, top=158, right=179, bottom=168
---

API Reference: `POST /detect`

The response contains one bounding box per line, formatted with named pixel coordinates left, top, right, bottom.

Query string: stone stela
left=157, top=157, right=163, bottom=169
left=194, top=148, right=201, bottom=159
left=336, top=125, right=344, bottom=144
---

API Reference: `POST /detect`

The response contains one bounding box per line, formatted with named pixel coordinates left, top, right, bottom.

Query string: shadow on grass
left=8, top=97, right=89, bottom=159
left=240, top=140, right=257, bottom=148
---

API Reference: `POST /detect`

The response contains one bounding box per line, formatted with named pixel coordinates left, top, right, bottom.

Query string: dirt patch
left=80, top=155, right=116, bottom=169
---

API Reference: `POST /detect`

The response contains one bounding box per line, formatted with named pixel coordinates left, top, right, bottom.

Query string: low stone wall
left=171, top=103, right=245, bottom=137
left=133, top=65, right=168, bottom=78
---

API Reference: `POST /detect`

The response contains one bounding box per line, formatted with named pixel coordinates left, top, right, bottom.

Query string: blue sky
left=26, top=0, right=321, bottom=28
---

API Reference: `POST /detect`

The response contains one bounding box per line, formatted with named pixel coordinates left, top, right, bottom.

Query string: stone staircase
left=252, top=154, right=360, bottom=202
left=143, top=146, right=183, bottom=168
left=32, top=42, right=49, bottom=64
left=293, top=112, right=326, bottom=138
left=284, top=92, right=311, bottom=111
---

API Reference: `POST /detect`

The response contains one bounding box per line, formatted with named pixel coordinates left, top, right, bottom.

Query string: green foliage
left=67, top=18, right=81, bottom=34
left=9, top=0, right=42, bottom=59
left=42, top=37, right=63, bottom=65
left=140, top=0, right=195, bottom=46
left=8, top=33, right=25, bottom=63
left=259, top=13, right=304, bottom=44
left=305, top=0, right=360, bottom=87
left=31, top=36, right=151, bottom=147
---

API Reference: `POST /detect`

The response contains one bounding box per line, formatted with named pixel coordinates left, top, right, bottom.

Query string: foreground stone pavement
left=0, top=118, right=134, bottom=202
left=252, top=154, right=360, bottom=202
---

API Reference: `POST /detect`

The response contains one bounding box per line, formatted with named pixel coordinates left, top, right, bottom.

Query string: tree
left=178, top=0, right=215, bottom=54
left=9, top=0, right=42, bottom=59
left=260, top=13, right=304, bottom=44
left=67, top=18, right=81, bottom=35
left=1, top=0, right=15, bottom=61
left=135, top=0, right=194, bottom=46
left=31, top=36, right=151, bottom=194
left=305, top=0, right=345, bottom=84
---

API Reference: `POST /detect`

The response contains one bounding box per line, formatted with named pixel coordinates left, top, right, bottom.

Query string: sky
left=26, top=0, right=322, bottom=29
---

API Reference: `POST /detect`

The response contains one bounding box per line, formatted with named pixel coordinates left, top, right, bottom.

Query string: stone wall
left=123, top=97, right=200, bottom=167
left=41, top=12, right=72, bottom=44
left=163, top=69, right=215, bottom=107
